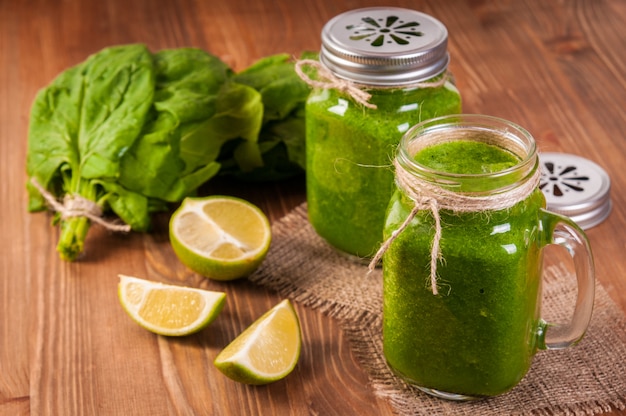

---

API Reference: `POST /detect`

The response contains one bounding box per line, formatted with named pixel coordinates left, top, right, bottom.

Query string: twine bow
left=30, top=178, right=131, bottom=232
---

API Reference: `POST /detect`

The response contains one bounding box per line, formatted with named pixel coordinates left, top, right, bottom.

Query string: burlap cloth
left=248, top=203, right=626, bottom=415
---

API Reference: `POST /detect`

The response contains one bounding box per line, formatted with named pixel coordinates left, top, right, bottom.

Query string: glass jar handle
left=538, top=209, right=595, bottom=350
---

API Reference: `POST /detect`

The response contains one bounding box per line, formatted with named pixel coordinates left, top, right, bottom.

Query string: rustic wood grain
left=1, top=0, right=624, bottom=415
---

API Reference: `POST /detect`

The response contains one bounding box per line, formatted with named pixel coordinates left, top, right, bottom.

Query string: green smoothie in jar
left=384, top=142, right=544, bottom=397
left=302, top=7, right=462, bottom=259
left=379, top=115, right=595, bottom=400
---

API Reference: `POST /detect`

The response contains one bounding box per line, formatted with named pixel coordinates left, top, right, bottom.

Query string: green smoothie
left=306, top=82, right=461, bottom=258
left=383, top=140, right=546, bottom=397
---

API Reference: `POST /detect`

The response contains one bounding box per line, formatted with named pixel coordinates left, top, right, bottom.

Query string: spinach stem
left=57, top=216, right=91, bottom=261
left=56, top=178, right=98, bottom=261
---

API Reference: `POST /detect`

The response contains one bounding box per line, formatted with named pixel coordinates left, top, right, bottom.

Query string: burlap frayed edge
left=248, top=202, right=626, bottom=416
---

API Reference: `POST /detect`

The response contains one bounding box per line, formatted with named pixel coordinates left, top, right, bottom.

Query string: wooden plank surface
left=1, top=0, right=624, bottom=415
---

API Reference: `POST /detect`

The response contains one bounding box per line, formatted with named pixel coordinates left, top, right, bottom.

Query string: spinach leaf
left=118, top=48, right=233, bottom=203
left=233, top=53, right=310, bottom=122
left=181, top=80, right=264, bottom=174
left=26, top=63, right=84, bottom=212
left=219, top=53, right=313, bottom=181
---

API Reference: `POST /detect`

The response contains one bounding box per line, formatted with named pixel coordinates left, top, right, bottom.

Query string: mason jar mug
left=378, top=114, right=595, bottom=400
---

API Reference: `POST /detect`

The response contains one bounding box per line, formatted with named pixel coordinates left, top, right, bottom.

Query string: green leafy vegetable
left=218, top=52, right=315, bottom=181
left=116, top=48, right=233, bottom=203
left=27, top=44, right=156, bottom=259
left=26, top=44, right=312, bottom=261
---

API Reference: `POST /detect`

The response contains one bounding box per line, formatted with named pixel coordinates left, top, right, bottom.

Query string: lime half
left=169, top=196, right=271, bottom=281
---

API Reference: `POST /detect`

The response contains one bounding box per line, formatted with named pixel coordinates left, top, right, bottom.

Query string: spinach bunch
left=26, top=44, right=310, bottom=261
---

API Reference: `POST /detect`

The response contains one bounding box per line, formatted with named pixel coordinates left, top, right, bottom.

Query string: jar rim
left=397, top=114, right=538, bottom=193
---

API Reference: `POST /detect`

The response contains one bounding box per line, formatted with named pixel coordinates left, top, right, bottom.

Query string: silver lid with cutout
left=320, top=7, right=450, bottom=86
left=539, top=152, right=612, bottom=229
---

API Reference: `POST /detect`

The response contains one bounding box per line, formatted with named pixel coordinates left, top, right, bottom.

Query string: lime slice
left=118, top=274, right=226, bottom=336
left=214, top=299, right=301, bottom=385
left=169, top=196, right=272, bottom=281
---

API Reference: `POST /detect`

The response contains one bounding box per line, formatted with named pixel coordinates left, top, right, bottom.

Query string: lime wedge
left=214, top=299, right=301, bottom=384
left=118, top=274, right=226, bottom=336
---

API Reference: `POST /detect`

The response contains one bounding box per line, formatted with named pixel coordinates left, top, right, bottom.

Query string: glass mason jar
left=381, top=114, right=595, bottom=400
left=303, top=7, right=462, bottom=259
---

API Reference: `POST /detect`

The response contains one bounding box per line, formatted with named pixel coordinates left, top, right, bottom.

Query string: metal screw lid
left=539, top=152, right=612, bottom=229
left=320, top=7, right=450, bottom=86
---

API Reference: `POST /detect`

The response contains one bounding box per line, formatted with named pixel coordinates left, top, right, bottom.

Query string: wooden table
left=1, top=0, right=625, bottom=414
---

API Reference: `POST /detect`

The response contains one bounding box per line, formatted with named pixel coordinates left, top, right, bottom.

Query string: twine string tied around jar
left=368, top=158, right=541, bottom=295
left=294, top=59, right=451, bottom=110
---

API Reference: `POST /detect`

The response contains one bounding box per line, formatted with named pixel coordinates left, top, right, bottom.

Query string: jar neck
left=297, top=59, right=454, bottom=110
left=357, top=70, right=450, bottom=91
left=396, top=114, right=539, bottom=197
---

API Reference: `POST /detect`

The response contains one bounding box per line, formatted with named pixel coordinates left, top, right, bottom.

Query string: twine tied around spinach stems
left=294, top=59, right=451, bottom=110
left=30, top=178, right=131, bottom=232
left=367, top=157, right=541, bottom=295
